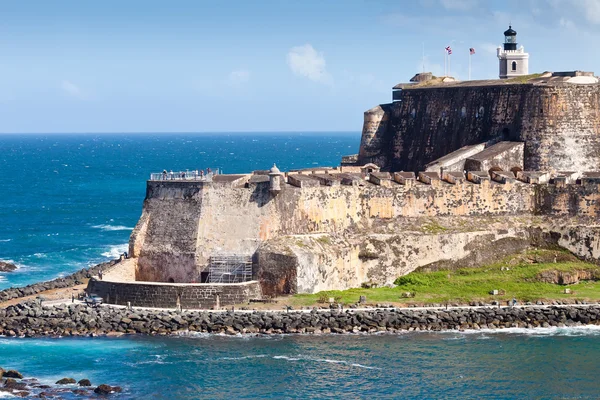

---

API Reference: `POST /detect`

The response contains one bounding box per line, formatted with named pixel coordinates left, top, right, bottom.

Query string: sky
left=1, top=0, right=599, bottom=133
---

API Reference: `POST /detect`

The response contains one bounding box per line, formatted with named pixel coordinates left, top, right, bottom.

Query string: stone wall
left=130, top=176, right=600, bottom=286
left=87, top=278, right=261, bottom=309
left=357, top=83, right=600, bottom=172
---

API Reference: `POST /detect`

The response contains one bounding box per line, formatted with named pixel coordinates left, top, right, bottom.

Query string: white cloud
left=61, top=80, right=83, bottom=98
left=228, top=69, right=250, bottom=85
left=572, top=0, right=600, bottom=24
left=287, top=44, right=332, bottom=84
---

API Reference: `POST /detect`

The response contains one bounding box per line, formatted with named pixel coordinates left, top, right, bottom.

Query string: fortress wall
left=535, top=183, right=600, bottom=217
left=87, top=278, right=261, bottom=309
left=131, top=181, right=207, bottom=282
left=519, top=85, right=600, bottom=172
left=359, top=84, right=600, bottom=172
left=132, top=178, right=600, bottom=284
left=357, top=104, right=393, bottom=168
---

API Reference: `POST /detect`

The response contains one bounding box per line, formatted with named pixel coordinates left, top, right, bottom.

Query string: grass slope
left=292, top=250, right=600, bottom=307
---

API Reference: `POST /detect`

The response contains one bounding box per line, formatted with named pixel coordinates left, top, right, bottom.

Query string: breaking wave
left=92, top=224, right=134, bottom=232
left=101, top=244, right=128, bottom=258
left=271, top=355, right=380, bottom=370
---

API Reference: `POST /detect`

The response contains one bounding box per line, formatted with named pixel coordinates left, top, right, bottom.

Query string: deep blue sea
left=2, top=133, right=600, bottom=399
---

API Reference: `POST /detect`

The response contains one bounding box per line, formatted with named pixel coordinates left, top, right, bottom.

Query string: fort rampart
left=128, top=171, right=600, bottom=295
left=358, top=83, right=600, bottom=172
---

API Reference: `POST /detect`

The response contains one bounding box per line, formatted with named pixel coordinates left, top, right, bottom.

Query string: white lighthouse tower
left=497, top=25, right=529, bottom=79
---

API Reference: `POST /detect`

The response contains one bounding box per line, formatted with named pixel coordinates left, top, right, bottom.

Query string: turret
left=269, top=164, right=283, bottom=195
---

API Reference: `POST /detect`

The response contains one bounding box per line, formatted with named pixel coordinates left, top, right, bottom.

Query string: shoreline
left=1, top=301, right=599, bottom=338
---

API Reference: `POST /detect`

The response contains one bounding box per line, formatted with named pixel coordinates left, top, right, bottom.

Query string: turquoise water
left=1, top=328, right=600, bottom=399
left=2, top=133, right=600, bottom=399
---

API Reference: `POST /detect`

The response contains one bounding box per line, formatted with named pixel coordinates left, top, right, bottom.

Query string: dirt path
left=0, top=281, right=89, bottom=308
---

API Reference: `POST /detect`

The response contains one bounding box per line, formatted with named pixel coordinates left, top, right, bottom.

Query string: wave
left=221, top=355, right=268, bottom=360
left=92, top=224, right=134, bottom=232
left=101, top=244, right=128, bottom=258
left=0, top=239, right=12, bottom=242
left=458, top=324, right=600, bottom=337
left=272, top=355, right=380, bottom=370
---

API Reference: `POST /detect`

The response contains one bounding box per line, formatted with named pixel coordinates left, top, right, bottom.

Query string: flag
left=445, top=46, right=452, bottom=55
left=470, top=47, right=476, bottom=55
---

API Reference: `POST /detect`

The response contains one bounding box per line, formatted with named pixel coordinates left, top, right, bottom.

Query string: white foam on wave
left=272, top=355, right=380, bottom=370
left=0, top=392, right=16, bottom=398
left=0, top=239, right=12, bottom=242
left=101, top=244, right=128, bottom=258
left=460, top=324, right=600, bottom=337
left=92, top=224, right=134, bottom=232
left=221, top=355, right=267, bottom=360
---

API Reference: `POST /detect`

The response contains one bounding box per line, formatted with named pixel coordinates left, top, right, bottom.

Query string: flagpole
left=448, top=53, right=451, bottom=77
left=444, top=49, right=447, bottom=76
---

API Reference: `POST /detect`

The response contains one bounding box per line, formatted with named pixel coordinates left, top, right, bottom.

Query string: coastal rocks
left=3, top=370, right=24, bottom=379
left=94, top=384, right=123, bottom=395
left=1, top=301, right=600, bottom=337
left=0, top=368, right=111, bottom=398
left=55, top=377, right=76, bottom=385
left=0, top=262, right=17, bottom=272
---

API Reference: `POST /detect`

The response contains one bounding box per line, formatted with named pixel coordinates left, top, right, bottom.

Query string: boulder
left=0, top=261, right=17, bottom=272
left=0, top=367, right=4, bottom=378
left=4, top=369, right=24, bottom=379
left=4, top=378, right=27, bottom=390
left=94, top=384, right=122, bottom=395
left=56, top=377, right=76, bottom=385
left=78, top=379, right=92, bottom=387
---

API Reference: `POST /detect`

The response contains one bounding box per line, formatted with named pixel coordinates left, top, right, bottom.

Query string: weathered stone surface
left=87, top=279, right=261, bottom=309
left=55, top=378, right=76, bottom=385
left=357, top=82, right=600, bottom=173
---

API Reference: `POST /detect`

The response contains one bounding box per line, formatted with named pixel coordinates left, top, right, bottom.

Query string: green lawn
left=291, top=250, right=600, bottom=307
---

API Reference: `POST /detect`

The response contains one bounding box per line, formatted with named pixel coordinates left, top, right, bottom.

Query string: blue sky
left=0, top=0, right=599, bottom=133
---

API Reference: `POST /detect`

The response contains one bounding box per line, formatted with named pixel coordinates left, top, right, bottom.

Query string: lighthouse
left=497, top=25, right=529, bottom=79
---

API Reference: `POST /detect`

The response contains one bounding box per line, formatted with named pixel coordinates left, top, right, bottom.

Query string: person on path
left=512, top=298, right=517, bottom=307
left=98, top=269, right=103, bottom=280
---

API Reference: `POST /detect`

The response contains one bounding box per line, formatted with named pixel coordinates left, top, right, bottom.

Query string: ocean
left=1, top=133, right=600, bottom=399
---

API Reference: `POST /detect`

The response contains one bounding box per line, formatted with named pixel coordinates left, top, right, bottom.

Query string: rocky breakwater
left=1, top=302, right=600, bottom=337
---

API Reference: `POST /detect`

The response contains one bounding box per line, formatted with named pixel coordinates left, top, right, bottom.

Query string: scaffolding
left=207, top=255, right=253, bottom=283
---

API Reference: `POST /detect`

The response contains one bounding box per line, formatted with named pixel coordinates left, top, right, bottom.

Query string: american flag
left=470, top=47, right=476, bottom=55
left=445, top=46, right=452, bottom=55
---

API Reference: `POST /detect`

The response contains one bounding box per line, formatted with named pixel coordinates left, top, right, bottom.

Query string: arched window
left=511, top=61, right=517, bottom=71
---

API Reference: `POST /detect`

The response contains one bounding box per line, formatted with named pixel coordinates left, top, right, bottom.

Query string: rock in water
left=0, top=261, right=17, bottom=272
left=0, top=367, right=4, bottom=378
left=4, top=370, right=24, bottom=379
left=56, top=377, right=76, bottom=384
left=78, top=379, right=92, bottom=387
left=94, top=384, right=122, bottom=395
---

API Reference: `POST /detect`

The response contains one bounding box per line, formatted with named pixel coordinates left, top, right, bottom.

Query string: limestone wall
left=130, top=175, right=600, bottom=287
left=358, top=83, right=600, bottom=172
left=256, top=226, right=531, bottom=295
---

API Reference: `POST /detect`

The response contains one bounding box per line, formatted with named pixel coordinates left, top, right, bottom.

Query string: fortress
left=88, top=27, right=600, bottom=309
